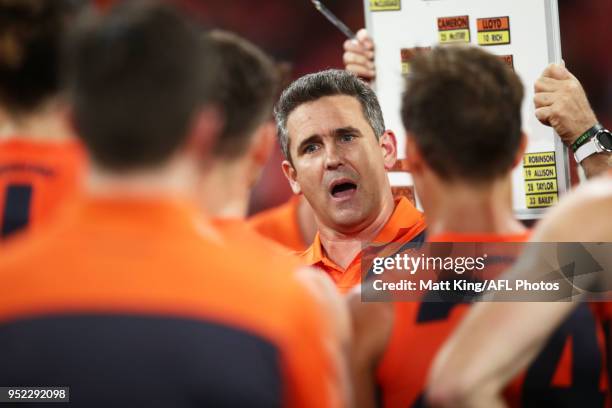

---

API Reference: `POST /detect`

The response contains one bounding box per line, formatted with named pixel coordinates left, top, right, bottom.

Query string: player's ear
left=379, top=130, right=398, bottom=170
left=245, top=121, right=277, bottom=188
left=184, top=105, right=223, bottom=158
left=405, top=134, right=425, bottom=174
left=282, top=160, right=301, bottom=194
left=512, top=131, right=528, bottom=168
left=60, top=104, right=78, bottom=139
left=250, top=121, right=276, bottom=166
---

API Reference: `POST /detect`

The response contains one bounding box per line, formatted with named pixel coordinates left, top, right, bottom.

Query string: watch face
left=596, top=130, right=612, bottom=151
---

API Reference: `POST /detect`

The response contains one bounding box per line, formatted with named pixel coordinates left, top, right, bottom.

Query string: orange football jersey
left=376, top=232, right=609, bottom=407
left=0, top=195, right=342, bottom=407
left=0, top=137, right=85, bottom=239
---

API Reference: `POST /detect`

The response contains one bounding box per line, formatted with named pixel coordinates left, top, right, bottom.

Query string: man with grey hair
left=275, top=69, right=426, bottom=293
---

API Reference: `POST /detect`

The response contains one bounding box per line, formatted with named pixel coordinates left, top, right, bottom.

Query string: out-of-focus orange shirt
left=213, top=217, right=301, bottom=270
left=249, top=195, right=308, bottom=252
left=0, top=137, right=85, bottom=239
left=0, top=195, right=343, bottom=407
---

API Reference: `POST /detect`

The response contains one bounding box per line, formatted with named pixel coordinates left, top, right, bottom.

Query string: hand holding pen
left=343, top=29, right=376, bottom=81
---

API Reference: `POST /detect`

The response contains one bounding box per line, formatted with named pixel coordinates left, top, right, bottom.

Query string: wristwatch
left=572, top=124, right=602, bottom=152
left=574, top=125, right=612, bottom=163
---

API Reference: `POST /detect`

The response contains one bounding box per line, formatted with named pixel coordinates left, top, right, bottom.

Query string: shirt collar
left=301, top=232, right=325, bottom=265
left=301, top=197, right=425, bottom=266
left=372, top=197, right=424, bottom=244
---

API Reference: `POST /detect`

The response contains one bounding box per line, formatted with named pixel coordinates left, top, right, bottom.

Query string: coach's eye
left=340, top=134, right=355, bottom=143
left=303, top=143, right=320, bottom=154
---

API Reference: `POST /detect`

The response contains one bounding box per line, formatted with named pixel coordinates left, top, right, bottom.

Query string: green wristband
left=572, top=124, right=602, bottom=152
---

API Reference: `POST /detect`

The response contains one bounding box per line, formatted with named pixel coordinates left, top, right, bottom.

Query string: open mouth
left=330, top=181, right=358, bottom=199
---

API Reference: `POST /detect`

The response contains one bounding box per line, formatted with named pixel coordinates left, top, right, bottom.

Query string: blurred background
left=109, top=0, right=612, bottom=214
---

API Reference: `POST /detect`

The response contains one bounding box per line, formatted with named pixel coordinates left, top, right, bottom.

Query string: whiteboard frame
left=363, top=0, right=570, bottom=220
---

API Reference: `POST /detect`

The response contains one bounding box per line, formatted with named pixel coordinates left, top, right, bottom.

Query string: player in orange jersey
left=202, top=31, right=351, bottom=364
left=202, top=30, right=279, bottom=222
left=424, top=64, right=612, bottom=408
left=200, top=30, right=291, bottom=257
left=427, top=172, right=612, bottom=407
left=0, top=0, right=87, bottom=239
left=274, top=69, right=426, bottom=293
left=423, top=63, right=612, bottom=407
left=201, top=31, right=317, bottom=252
left=346, top=46, right=608, bottom=408
left=0, top=3, right=345, bottom=407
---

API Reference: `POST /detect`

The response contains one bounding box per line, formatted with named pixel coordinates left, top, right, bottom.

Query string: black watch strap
left=572, top=123, right=603, bottom=152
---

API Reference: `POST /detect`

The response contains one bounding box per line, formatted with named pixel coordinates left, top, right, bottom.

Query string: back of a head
left=401, top=46, right=524, bottom=183
left=275, top=69, right=385, bottom=163
left=208, top=30, right=279, bottom=160
left=0, top=0, right=84, bottom=114
left=65, top=0, right=218, bottom=171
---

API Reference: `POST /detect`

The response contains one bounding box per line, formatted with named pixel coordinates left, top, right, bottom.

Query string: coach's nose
left=324, top=143, right=343, bottom=170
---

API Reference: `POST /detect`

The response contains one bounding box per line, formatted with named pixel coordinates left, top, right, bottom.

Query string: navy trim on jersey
left=2, top=184, right=32, bottom=238
left=0, top=314, right=282, bottom=408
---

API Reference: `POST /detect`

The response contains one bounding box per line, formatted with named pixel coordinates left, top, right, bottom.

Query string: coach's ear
left=512, top=132, right=528, bottom=169
left=282, top=160, right=302, bottom=194
left=404, top=134, right=425, bottom=174
left=380, top=130, right=398, bottom=170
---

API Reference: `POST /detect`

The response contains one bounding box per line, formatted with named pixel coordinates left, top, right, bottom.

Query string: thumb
left=546, top=63, right=572, bottom=80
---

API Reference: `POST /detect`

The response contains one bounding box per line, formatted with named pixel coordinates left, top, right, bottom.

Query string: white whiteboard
left=365, top=0, right=570, bottom=219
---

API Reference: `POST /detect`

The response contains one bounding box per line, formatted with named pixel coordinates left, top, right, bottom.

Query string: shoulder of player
left=215, top=218, right=294, bottom=256
left=569, top=175, right=612, bottom=205
left=0, top=137, right=84, bottom=158
left=0, top=199, right=80, bottom=269
left=533, top=177, right=612, bottom=242
left=248, top=197, right=295, bottom=227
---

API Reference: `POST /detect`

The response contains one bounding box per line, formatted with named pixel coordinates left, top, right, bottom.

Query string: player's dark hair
left=64, top=0, right=218, bottom=171
left=208, top=30, right=279, bottom=160
left=401, top=46, right=524, bottom=182
left=0, top=0, right=85, bottom=114
left=275, top=69, right=385, bottom=163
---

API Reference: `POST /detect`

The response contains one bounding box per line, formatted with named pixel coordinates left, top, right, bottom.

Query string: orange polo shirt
left=301, top=197, right=426, bottom=294
left=249, top=195, right=308, bottom=252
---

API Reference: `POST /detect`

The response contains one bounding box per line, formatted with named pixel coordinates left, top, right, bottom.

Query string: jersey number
left=1, top=184, right=32, bottom=238
left=411, top=301, right=604, bottom=407
left=522, top=304, right=604, bottom=407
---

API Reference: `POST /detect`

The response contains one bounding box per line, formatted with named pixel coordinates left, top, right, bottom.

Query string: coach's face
left=282, top=95, right=396, bottom=234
